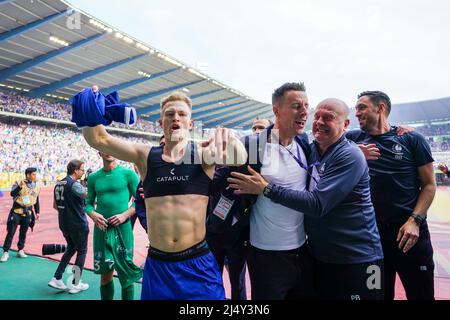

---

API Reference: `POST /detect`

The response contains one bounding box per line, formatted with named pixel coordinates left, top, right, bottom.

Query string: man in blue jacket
left=229, top=98, right=384, bottom=300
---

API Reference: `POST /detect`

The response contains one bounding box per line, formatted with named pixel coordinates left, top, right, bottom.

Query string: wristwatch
left=410, top=213, right=427, bottom=226
left=263, top=183, right=273, bottom=199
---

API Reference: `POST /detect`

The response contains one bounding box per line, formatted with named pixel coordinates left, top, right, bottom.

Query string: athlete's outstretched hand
left=202, top=127, right=247, bottom=166
left=202, top=127, right=231, bottom=165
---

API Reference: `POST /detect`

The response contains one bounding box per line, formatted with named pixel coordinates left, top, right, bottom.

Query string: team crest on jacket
left=392, top=144, right=404, bottom=160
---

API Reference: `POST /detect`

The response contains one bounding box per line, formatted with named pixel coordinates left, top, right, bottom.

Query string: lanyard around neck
left=280, top=142, right=320, bottom=184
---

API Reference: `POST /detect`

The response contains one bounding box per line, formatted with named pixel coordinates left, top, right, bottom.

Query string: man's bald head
left=316, top=98, right=350, bottom=121
left=313, top=98, right=351, bottom=153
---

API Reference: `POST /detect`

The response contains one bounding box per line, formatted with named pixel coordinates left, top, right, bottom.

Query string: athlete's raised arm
left=82, top=125, right=149, bottom=165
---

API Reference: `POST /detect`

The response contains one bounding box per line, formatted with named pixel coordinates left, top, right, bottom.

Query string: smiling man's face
left=274, top=90, right=309, bottom=136
left=313, top=98, right=350, bottom=150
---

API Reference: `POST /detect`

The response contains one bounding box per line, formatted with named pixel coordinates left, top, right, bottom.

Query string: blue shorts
left=141, top=240, right=225, bottom=300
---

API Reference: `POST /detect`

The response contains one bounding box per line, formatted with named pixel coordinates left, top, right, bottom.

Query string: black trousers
left=378, top=222, right=435, bottom=300
left=3, top=211, right=32, bottom=252
left=246, top=243, right=315, bottom=300
left=314, top=258, right=385, bottom=300
left=130, top=214, right=137, bottom=229
left=54, top=229, right=89, bottom=283
left=207, top=234, right=248, bottom=300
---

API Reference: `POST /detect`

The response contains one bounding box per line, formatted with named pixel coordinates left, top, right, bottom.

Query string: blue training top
left=143, top=142, right=211, bottom=198
left=346, top=127, right=434, bottom=224
left=268, top=135, right=384, bottom=264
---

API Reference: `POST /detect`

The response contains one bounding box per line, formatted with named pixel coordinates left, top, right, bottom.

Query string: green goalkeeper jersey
left=86, top=165, right=139, bottom=218
left=86, top=165, right=141, bottom=284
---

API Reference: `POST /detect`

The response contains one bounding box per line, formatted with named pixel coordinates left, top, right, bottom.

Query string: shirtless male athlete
left=72, top=87, right=247, bottom=300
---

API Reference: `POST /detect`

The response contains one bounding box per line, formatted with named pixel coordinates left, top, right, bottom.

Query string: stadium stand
left=0, top=119, right=149, bottom=188
left=0, top=90, right=162, bottom=133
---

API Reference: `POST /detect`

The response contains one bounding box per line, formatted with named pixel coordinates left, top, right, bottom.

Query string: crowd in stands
left=0, top=90, right=247, bottom=140
left=3, top=89, right=450, bottom=182
left=0, top=91, right=70, bottom=120
left=0, top=121, right=149, bottom=184
left=415, top=123, right=450, bottom=137
left=427, top=140, right=449, bottom=152
left=0, top=90, right=162, bottom=134
left=414, top=124, right=450, bottom=152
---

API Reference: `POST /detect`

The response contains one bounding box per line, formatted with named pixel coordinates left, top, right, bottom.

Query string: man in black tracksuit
left=48, top=160, right=90, bottom=294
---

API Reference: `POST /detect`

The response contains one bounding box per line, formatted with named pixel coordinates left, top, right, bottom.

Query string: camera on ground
left=42, top=244, right=66, bottom=255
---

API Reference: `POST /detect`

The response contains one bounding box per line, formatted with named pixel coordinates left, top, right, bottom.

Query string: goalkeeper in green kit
left=86, top=152, right=142, bottom=300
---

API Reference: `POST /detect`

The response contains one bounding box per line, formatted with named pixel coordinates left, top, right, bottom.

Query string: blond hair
left=160, top=92, right=192, bottom=110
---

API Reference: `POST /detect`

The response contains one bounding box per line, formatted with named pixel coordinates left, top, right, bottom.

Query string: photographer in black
left=48, top=160, right=90, bottom=294
left=1, top=167, right=40, bottom=262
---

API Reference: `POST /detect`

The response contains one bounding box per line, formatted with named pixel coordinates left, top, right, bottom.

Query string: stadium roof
left=0, top=0, right=273, bottom=129
left=387, top=97, right=450, bottom=125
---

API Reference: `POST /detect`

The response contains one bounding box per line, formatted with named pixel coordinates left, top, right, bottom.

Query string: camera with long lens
left=42, top=244, right=66, bottom=255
